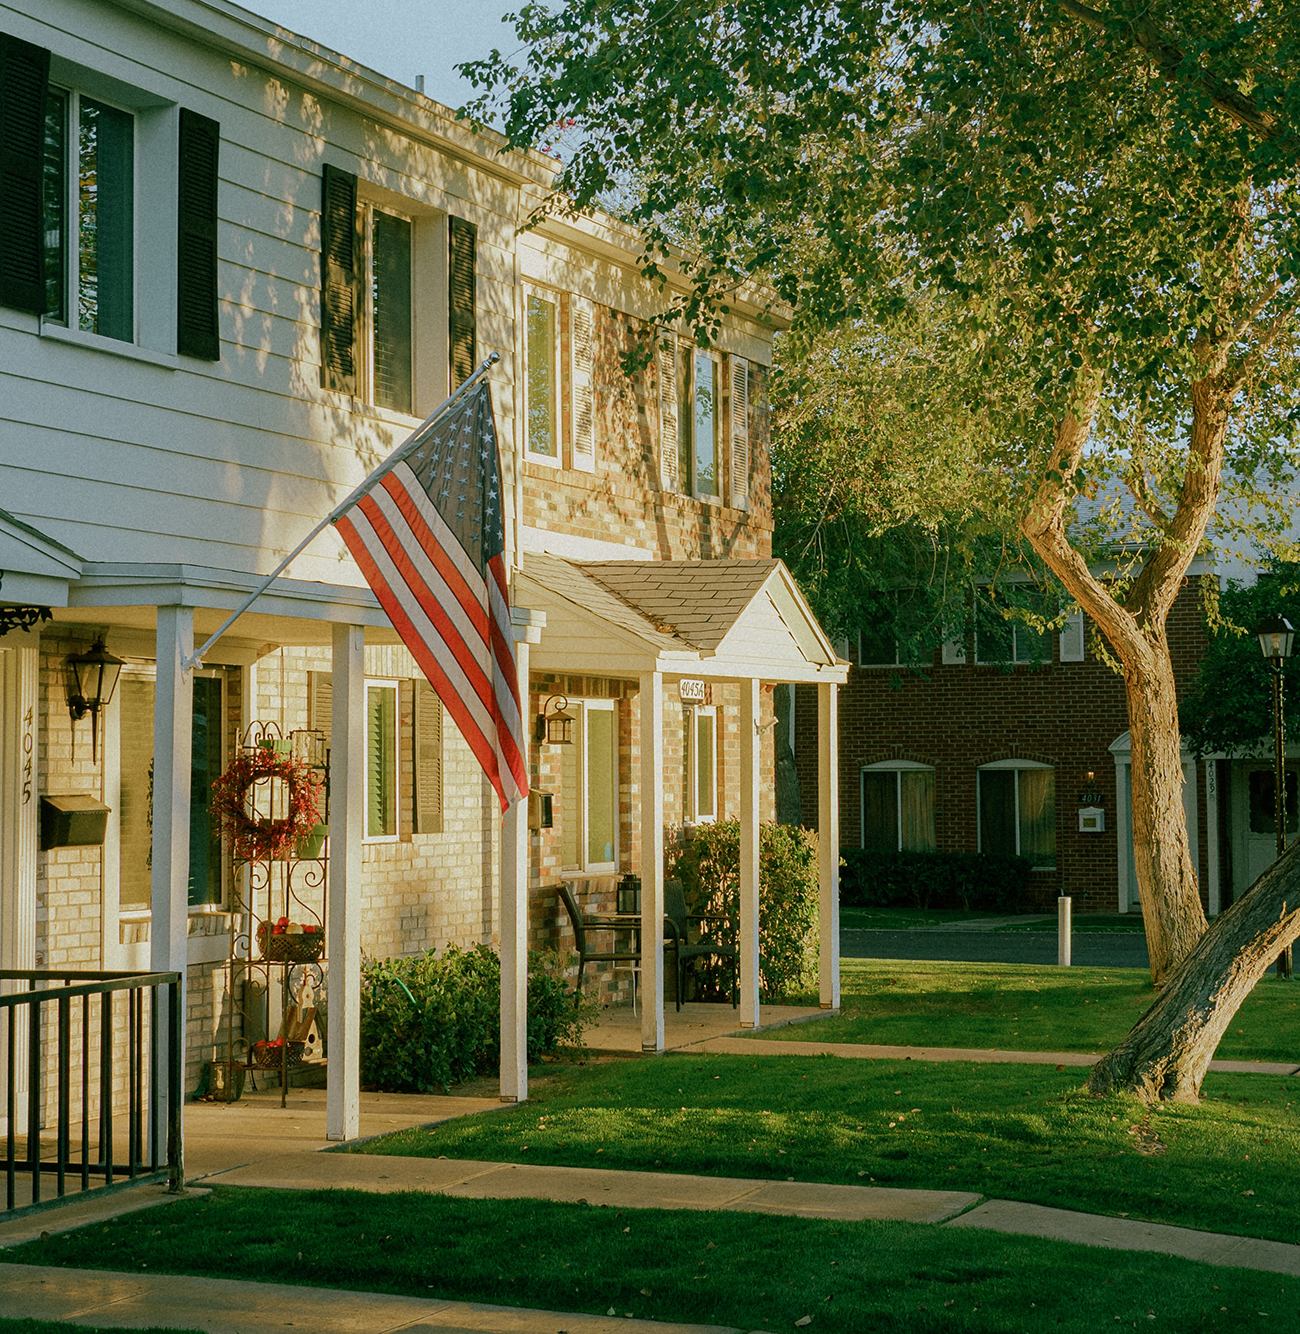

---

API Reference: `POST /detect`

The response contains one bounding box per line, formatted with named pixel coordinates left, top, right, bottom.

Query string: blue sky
left=248, top=0, right=516, bottom=110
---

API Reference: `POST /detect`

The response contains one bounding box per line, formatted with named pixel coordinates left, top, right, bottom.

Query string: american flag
left=333, top=378, right=528, bottom=812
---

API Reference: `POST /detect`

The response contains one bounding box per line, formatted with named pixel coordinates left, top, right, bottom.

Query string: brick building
left=0, top=0, right=846, bottom=1140
left=793, top=574, right=1257, bottom=917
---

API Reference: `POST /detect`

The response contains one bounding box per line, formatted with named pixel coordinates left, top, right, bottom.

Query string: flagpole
left=183, top=354, right=500, bottom=673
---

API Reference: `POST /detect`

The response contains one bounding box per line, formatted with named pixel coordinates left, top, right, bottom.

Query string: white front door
left=1230, top=760, right=1298, bottom=899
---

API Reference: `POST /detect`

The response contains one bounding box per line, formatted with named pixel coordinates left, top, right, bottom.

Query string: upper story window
left=861, top=761, right=936, bottom=853
left=321, top=164, right=429, bottom=413
left=365, top=205, right=413, bottom=413
left=524, top=286, right=559, bottom=463
left=974, top=588, right=1085, bottom=666
left=859, top=593, right=932, bottom=668
left=43, top=89, right=135, bottom=342
left=682, top=346, right=720, bottom=501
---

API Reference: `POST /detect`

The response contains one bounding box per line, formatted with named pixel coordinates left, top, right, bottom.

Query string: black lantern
left=537, top=694, right=574, bottom=745
left=64, top=636, right=124, bottom=763
left=1257, top=614, right=1295, bottom=663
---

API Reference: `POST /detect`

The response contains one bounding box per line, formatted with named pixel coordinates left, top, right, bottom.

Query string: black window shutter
left=320, top=163, right=359, bottom=394
left=448, top=214, right=476, bottom=387
left=176, top=108, right=220, bottom=360
left=0, top=32, right=50, bottom=314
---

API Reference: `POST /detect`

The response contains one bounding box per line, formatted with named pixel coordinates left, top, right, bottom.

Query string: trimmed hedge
left=359, top=944, right=596, bottom=1093
left=839, top=848, right=1033, bottom=913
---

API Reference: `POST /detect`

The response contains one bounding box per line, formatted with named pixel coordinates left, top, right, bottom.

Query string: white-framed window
left=560, top=699, right=618, bottom=871
left=686, top=705, right=718, bottom=824
left=362, top=203, right=414, bottom=413
left=861, top=761, right=936, bottom=852
left=365, top=679, right=400, bottom=841
left=978, top=760, right=1055, bottom=868
left=677, top=344, right=721, bottom=501
left=523, top=285, right=561, bottom=463
left=974, top=587, right=1058, bottom=665
left=43, top=86, right=136, bottom=342
left=859, top=593, right=933, bottom=668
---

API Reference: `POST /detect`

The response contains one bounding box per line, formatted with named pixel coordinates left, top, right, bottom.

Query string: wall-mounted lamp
left=64, top=636, right=124, bottom=764
left=536, top=694, right=574, bottom=745
left=1085, top=770, right=1095, bottom=786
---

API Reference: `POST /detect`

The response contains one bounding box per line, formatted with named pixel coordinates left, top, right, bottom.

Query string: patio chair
left=556, top=879, right=643, bottom=1001
left=663, top=879, right=738, bottom=1012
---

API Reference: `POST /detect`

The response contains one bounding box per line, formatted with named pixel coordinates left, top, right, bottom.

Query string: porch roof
left=518, top=554, right=850, bottom=684
left=0, top=508, right=83, bottom=607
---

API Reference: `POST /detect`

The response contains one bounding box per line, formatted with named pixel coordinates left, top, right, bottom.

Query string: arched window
left=861, top=761, right=936, bottom=853
left=977, top=760, right=1055, bottom=868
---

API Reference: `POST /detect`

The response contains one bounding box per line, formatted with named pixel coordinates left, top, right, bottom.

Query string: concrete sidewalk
left=0, top=1262, right=743, bottom=1334
left=683, top=1033, right=1300, bottom=1076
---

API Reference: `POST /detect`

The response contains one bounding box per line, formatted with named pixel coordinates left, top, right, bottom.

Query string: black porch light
left=537, top=694, right=574, bottom=745
left=64, top=636, right=124, bottom=763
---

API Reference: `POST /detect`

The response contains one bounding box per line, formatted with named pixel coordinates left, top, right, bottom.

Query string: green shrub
left=671, top=820, right=820, bottom=1001
left=839, top=848, right=1033, bottom=912
left=359, top=944, right=595, bottom=1093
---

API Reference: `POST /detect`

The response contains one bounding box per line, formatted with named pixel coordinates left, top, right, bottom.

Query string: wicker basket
left=256, top=922, right=324, bottom=963
left=250, top=1040, right=306, bottom=1070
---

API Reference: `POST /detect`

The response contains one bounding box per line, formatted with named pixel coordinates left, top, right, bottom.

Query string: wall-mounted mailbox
left=1078, top=806, right=1105, bottom=834
left=528, top=790, right=554, bottom=830
left=40, top=794, right=111, bottom=851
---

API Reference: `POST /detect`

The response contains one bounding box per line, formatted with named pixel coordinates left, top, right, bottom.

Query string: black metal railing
left=0, top=970, right=183, bottom=1216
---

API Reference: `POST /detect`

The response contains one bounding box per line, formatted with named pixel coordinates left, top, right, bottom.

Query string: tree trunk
left=1088, top=841, right=1300, bottom=1103
left=1122, top=632, right=1209, bottom=983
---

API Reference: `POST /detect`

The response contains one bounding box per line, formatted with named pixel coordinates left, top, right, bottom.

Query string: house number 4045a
left=22, top=704, right=34, bottom=803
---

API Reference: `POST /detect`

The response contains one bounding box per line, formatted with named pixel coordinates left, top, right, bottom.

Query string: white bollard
left=1058, top=895, right=1072, bottom=967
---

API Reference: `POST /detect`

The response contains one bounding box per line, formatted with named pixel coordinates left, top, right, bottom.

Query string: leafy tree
left=464, top=1, right=1300, bottom=1099
left=1182, top=566, right=1300, bottom=757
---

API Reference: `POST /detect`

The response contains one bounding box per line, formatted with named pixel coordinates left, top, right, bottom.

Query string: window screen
left=77, top=97, right=134, bottom=341
left=371, top=210, right=412, bottom=412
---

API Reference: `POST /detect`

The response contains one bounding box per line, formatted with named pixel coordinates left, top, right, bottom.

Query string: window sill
left=38, top=319, right=178, bottom=370
left=525, top=449, right=562, bottom=468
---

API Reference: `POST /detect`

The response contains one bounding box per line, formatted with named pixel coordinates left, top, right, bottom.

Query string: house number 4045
left=21, top=704, right=34, bottom=803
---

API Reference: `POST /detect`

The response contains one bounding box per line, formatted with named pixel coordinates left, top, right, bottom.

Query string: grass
left=841, top=907, right=1148, bottom=933
left=757, top=958, right=1300, bottom=1060
left=9, top=1185, right=1300, bottom=1334
left=347, top=1053, right=1300, bottom=1244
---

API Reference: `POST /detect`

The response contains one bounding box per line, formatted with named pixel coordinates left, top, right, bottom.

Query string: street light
left=1256, top=614, right=1294, bottom=980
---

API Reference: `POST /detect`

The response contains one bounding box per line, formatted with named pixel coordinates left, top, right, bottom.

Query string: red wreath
left=210, top=747, right=323, bottom=862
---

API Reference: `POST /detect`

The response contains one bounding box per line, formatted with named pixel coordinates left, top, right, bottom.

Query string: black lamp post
left=1256, top=614, right=1294, bottom=980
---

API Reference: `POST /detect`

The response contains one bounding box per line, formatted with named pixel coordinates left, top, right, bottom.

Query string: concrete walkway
left=683, top=1034, right=1300, bottom=1077
left=0, top=1262, right=743, bottom=1334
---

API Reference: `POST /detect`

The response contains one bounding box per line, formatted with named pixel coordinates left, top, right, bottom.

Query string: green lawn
left=841, top=907, right=1148, bottom=933
left=345, top=1053, right=1300, bottom=1244
left=9, top=1186, right=1298, bottom=1334
left=761, top=959, right=1300, bottom=1060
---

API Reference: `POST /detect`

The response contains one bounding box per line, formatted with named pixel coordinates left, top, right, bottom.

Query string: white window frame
left=43, top=84, right=139, bottom=346
left=860, top=759, right=936, bottom=851
left=686, top=705, right=718, bottom=825
left=977, top=759, right=1056, bottom=869
left=522, top=283, right=562, bottom=466
left=560, top=698, right=619, bottom=873
left=364, top=678, right=401, bottom=844
left=683, top=344, right=722, bottom=504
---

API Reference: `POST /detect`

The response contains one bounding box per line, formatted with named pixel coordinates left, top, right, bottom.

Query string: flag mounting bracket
left=180, top=355, right=500, bottom=674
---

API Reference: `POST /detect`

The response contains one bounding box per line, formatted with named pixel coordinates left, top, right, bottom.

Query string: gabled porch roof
left=0, top=508, right=82, bottom=607
left=517, top=554, right=849, bottom=684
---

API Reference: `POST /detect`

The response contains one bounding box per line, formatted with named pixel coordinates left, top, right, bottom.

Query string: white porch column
left=151, top=605, right=194, bottom=1147
left=326, top=624, right=364, bottom=1141
left=818, top=680, right=840, bottom=1009
left=640, top=670, right=665, bottom=1053
left=0, top=640, right=39, bottom=1134
left=501, top=604, right=543, bottom=1102
left=739, top=677, right=761, bottom=1029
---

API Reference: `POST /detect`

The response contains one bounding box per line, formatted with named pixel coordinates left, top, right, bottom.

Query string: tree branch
left=1057, top=0, right=1294, bottom=149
